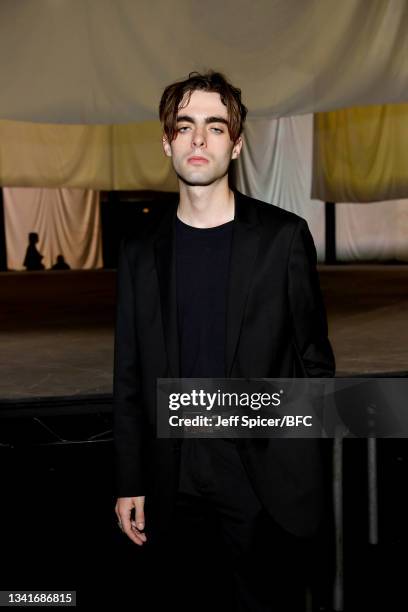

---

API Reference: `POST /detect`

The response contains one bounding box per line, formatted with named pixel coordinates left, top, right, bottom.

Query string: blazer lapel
left=225, top=189, right=261, bottom=377
left=154, top=203, right=180, bottom=378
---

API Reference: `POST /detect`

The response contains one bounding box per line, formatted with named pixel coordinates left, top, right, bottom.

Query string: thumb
left=134, top=497, right=145, bottom=530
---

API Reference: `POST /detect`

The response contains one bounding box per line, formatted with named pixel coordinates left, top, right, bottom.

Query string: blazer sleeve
left=288, top=219, right=335, bottom=378
left=113, top=237, right=146, bottom=497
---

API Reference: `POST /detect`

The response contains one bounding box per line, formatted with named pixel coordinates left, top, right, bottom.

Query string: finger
left=118, top=509, right=133, bottom=534
left=122, top=523, right=146, bottom=546
left=118, top=510, right=145, bottom=546
left=130, top=520, right=147, bottom=542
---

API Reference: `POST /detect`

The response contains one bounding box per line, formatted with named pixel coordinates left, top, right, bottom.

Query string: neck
left=177, top=180, right=235, bottom=228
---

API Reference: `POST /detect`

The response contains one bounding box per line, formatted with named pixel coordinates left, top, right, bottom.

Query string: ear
left=162, top=134, right=172, bottom=157
left=231, top=135, right=243, bottom=160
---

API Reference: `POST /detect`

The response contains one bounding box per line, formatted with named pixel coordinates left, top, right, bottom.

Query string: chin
left=181, top=178, right=216, bottom=187
left=176, top=169, right=228, bottom=187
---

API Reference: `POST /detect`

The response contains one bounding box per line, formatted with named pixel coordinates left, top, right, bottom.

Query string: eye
left=178, top=126, right=190, bottom=132
left=211, top=127, right=223, bottom=133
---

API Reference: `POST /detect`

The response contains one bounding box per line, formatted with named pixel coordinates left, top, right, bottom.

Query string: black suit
left=113, top=188, right=335, bottom=542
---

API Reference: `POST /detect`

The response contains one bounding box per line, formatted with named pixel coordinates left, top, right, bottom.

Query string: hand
left=115, top=496, right=147, bottom=546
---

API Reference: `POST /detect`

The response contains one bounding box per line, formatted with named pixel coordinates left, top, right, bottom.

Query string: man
left=114, top=70, right=335, bottom=611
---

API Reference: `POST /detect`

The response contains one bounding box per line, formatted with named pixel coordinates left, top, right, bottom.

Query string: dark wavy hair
left=159, top=70, right=248, bottom=144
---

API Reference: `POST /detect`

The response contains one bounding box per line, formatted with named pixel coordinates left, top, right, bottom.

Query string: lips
left=187, top=156, right=209, bottom=164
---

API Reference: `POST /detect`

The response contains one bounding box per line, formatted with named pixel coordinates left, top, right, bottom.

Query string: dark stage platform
left=1, top=265, right=407, bottom=401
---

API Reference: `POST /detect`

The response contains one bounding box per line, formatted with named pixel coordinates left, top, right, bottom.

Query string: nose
left=192, top=127, right=206, bottom=148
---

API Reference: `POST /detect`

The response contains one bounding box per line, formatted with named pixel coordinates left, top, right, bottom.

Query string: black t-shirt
left=175, top=214, right=238, bottom=491
left=175, top=215, right=234, bottom=378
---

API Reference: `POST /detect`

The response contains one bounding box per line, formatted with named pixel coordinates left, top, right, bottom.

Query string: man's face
left=162, top=90, right=242, bottom=187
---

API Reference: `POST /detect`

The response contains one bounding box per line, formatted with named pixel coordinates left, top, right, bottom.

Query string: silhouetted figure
left=23, top=232, right=45, bottom=270
left=51, top=254, right=70, bottom=270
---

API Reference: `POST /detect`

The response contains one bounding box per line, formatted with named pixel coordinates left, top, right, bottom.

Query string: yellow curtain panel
left=312, top=104, right=408, bottom=202
left=0, top=120, right=178, bottom=191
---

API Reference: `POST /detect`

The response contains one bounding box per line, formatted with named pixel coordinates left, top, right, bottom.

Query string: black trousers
left=147, top=438, right=323, bottom=611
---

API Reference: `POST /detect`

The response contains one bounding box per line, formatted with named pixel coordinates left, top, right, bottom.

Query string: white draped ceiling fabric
left=3, top=189, right=103, bottom=271
left=0, top=0, right=406, bottom=124
left=233, top=115, right=326, bottom=260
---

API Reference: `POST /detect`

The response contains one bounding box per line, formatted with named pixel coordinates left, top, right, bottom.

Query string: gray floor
left=320, top=265, right=408, bottom=375
left=1, top=266, right=407, bottom=400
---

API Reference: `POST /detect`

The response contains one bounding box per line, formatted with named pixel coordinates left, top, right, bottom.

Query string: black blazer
left=113, top=188, right=335, bottom=538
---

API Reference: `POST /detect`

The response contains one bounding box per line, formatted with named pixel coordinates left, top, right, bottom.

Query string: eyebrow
left=176, top=114, right=229, bottom=126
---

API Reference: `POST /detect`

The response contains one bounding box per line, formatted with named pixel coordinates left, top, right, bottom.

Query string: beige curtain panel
left=336, top=198, right=408, bottom=261
left=312, top=104, right=408, bottom=202
left=3, top=188, right=103, bottom=270
left=0, top=0, right=406, bottom=125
